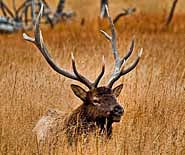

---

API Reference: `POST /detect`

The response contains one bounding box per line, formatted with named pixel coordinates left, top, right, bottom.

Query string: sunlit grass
left=0, top=1, right=185, bottom=154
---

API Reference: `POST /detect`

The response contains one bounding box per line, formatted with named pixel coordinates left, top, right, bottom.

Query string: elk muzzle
left=110, top=105, right=124, bottom=122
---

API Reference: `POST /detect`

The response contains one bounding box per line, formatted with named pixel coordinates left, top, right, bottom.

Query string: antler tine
left=120, top=39, right=134, bottom=64
left=71, top=53, right=93, bottom=89
left=100, top=30, right=111, bottom=41
left=71, top=53, right=105, bottom=89
left=108, top=48, right=143, bottom=88
left=93, top=56, right=105, bottom=88
left=121, top=48, right=143, bottom=75
left=100, top=5, right=142, bottom=88
left=23, top=4, right=105, bottom=89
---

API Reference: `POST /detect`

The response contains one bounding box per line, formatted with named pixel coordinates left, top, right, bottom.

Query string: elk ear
left=71, top=84, right=87, bottom=101
left=113, top=84, right=123, bottom=97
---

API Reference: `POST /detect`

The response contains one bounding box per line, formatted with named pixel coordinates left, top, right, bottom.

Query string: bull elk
left=23, top=5, right=143, bottom=145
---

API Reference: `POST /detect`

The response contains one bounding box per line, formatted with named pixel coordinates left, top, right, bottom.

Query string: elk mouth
left=109, top=105, right=124, bottom=122
left=111, top=113, right=122, bottom=122
left=108, top=111, right=123, bottom=122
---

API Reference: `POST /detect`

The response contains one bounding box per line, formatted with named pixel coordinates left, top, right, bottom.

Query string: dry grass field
left=0, top=0, right=185, bottom=154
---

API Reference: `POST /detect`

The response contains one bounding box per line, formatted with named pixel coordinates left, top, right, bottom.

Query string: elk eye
left=93, top=97, right=100, bottom=105
left=92, top=98, right=100, bottom=106
left=93, top=102, right=100, bottom=106
left=93, top=99, right=99, bottom=103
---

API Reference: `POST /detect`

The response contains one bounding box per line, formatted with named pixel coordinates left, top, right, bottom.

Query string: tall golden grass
left=0, top=1, right=185, bottom=154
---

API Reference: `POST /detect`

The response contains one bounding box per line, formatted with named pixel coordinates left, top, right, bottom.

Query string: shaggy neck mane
left=64, top=103, right=113, bottom=138
left=65, top=104, right=103, bottom=125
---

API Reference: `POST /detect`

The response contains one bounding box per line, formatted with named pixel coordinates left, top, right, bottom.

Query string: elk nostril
left=113, top=105, right=123, bottom=115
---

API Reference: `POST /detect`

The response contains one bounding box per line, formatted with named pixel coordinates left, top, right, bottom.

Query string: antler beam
left=23, top=5, right=105, bottom=89
left=100, top=5, right=143, bottom=88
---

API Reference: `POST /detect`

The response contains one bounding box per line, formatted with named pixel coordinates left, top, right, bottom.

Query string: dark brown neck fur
left=64, top=103, right=113, bottom=144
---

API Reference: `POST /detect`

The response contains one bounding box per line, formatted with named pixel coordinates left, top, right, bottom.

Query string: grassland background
left=0, top=0, right=185, bottom=154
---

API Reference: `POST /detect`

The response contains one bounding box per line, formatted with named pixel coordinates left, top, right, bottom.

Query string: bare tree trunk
left=55, top=0, right=65, bottom=15
left=166, top=0, right=178, bottom=26
left=0, top=1, right=7, bottom=17
left=12, top=0, right=16, bottom=16
left=100, top=0, right=108, bottom=18
left=31, top=0, right=36, bottom=25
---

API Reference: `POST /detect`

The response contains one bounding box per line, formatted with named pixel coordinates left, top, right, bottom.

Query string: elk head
left=71, top=84, right=124, bottom=122
left=23, top=5, right=142, bottom=136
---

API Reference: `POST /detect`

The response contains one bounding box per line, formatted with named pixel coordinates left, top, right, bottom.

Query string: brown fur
left=33, top=85, right=124, bottom=145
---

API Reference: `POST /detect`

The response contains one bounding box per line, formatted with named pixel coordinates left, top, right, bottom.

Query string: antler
left=100, top=5, right=143, bottom=88
left=23, top=5, right=105, bottom=89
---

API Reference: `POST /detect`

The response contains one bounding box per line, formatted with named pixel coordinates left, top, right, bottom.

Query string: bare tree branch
left=166, top=0, right=178, bottom=26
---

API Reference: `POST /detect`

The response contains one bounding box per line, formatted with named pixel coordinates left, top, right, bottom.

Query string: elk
left=23, top=5, right=143, bottom=145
